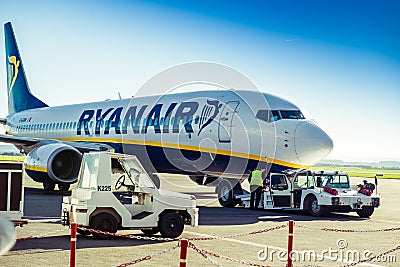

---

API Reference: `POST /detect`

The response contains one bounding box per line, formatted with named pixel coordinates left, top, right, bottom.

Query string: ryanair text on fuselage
left=77, top=99, right=222, bottom=136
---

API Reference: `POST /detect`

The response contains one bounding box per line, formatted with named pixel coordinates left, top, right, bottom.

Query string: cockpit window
left=256, top=110, right=304, bottom=122
left=280, top=110, right=305, bottom=120
left=270, top=110, right=281, bottom=122
left=256, top=110, right=270, bottom=122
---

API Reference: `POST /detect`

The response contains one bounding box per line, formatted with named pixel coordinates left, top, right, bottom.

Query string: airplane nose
left=294, top=121, right=333, bottom=165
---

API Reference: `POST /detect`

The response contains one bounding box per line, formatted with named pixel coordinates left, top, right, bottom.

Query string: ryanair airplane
left=0, top=22, right=333, bottom=207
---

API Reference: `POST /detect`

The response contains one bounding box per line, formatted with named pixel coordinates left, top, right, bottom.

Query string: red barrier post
left=70, top=222, right=77, bottom=267
left=287, top=220, right=294, bottom=267
left=179, top=239, right=189, bottom=267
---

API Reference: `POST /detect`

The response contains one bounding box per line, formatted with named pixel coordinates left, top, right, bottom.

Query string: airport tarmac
left=1, top=174, right=399, bottom=267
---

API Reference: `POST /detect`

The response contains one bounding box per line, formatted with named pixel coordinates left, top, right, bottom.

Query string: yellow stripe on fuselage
left=58, top=137, right=308, bottom=169
left=24, top=164, right=47, bottom=173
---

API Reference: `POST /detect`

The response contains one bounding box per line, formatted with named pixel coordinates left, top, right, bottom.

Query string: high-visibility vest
left=250, top=170, right=263, bottom=186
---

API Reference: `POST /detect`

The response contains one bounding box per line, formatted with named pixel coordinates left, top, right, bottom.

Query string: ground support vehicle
left=236, top=170, right=380, bottom=217
left=0, top=161, right=31, bottom=226
left=62, top=152, right=198, bottom=238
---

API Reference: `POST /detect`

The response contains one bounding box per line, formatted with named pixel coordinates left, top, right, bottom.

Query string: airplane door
left=218, top=101, right=239, bottom=143
left=269, top=174, right=291, bottom=207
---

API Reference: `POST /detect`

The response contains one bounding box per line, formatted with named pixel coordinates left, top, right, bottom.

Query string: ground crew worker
left=249, top=168, right=264, bottom=210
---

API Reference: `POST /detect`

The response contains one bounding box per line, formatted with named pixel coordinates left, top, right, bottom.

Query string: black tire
left=90, top=213, right=118, bottom=239
left=58, top=183, right=70, bottom=191
left=217, top=180, right=237, bottom=207
left=43, top=180, right=56, bottom=191
left=77, top=229, right=91, bottom=236
left=308, top=196, right=328, bottom=217
left=356, top=206, right=374, bottom=218
left=141, top=228, right=159, bottom=236
left=158, top=212, right=184, bottom=238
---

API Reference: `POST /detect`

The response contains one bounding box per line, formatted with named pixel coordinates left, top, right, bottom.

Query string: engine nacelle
left=24, top=144, right=82, bottom=184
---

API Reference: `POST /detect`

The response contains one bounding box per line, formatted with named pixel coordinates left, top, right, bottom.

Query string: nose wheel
left=217, top=179, right=242, bottom=207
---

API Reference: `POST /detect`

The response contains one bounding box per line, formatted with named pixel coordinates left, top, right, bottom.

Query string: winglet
left=4, top=22, right=48, bottom=114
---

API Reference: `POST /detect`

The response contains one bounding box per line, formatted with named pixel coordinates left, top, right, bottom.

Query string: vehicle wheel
left=58, top=183, right=70, bottom=191
left=43, top=180, right=56, bottom=191
left=90, top=213, right=118, bottom=239
left=217, top=180, right=237, bottom=207
left=356, top=206, right=374, bottom=218
left=77, top=228, right=91, bottom=236
left=141, top=228, right=159, bottom=236
left=308, top=196, right=328, bottom=217
left=158, top=212, right=184, bottom=238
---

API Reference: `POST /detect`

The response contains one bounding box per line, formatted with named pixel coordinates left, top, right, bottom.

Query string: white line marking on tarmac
left=185, top=231, right=385, bottom=267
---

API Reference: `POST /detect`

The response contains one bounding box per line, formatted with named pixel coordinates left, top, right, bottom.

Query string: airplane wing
left=0, top=134, right=113, bottom=153
left=0, top=134, right=39, bottom=146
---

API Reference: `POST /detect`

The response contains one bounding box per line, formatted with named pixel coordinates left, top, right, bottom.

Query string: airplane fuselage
left=5, top=90, right=333, bottom=180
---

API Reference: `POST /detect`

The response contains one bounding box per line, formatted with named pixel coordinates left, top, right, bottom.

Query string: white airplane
left=0, top=22, right=333, bottom=207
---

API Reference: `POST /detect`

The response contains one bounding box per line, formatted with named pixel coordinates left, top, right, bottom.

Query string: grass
left=1, top=154, right=399, bottom=179
left=0, top=155, right=25, bottom=162
left=312, top=166, right=400, bottom=179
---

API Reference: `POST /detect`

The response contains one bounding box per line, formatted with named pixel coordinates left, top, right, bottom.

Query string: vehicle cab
left=239, top=169, right=380, bottom=218
left=62, top=152, right=199, bottom=238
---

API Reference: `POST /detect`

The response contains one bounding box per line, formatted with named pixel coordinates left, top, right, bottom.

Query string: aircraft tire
left=43, top=180, right=56, bottom=191
left=58, top=183, right=70, bottom=191
left=90, top=213, right=118, bottom=239
left=158, top=212, right=184, bottom=238
left=217, top=179, right=237, bottom=207
left=356, top=206, right=374, bottom=218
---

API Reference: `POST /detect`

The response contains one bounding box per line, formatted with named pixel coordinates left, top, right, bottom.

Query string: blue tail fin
left=4, top=22, right=48, bottom=114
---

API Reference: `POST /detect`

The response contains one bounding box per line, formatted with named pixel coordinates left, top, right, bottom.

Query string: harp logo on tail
left=198, top=100, right=222, bottom=135
left=7, top=56, right=20, bottom=96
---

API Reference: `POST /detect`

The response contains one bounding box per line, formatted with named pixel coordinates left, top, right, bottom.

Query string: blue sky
left=1, top=0, right=399, bottom=161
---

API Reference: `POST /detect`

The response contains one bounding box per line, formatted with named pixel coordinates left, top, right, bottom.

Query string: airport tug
left=238, top=170, right=380, bottom=217
left=62, top=152, right=198, bottom=238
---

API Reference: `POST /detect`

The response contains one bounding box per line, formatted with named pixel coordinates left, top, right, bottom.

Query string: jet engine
left=24, top=143, right=82, bottom=185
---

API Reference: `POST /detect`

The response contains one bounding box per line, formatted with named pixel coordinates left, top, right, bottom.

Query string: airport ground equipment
left=62, top=152, right=198, bottom=238
left=236, top=170, right=380, bottom=217
left=0, top=162, right=24, bottom=223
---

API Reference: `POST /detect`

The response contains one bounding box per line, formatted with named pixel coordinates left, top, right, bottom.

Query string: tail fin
left=4, top=22, right=48, bottom=114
